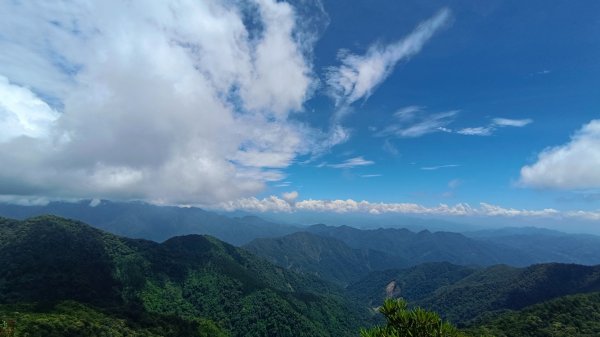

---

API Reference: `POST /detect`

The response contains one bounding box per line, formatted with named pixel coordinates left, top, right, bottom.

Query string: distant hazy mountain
left=464, top=227, right=600, bottom=265
left=348, top=262, right=600, bottom=325
left=0, top=200, right=299, bottom=245
left=244, top=232, right=408, bottom=286
left=0, top=215, right=367, bottom=337
left=306, top=224, right=533, bottom=266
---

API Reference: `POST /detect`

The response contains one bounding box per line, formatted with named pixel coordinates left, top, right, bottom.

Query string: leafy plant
left=360, top=299, right=464, bottom=337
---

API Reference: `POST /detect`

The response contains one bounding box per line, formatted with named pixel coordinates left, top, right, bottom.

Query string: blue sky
left=0, top=0, right=599, bottom=227
left=262, top=0, right=600, bottom=210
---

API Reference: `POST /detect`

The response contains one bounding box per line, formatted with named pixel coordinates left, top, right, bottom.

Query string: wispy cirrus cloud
left=325, top=156, right=375, bottom=169
left=376, top=107, right=533, bottom=139
left=456, top=126, right=493, bottom=136
left=421, top=164, right=460, bottom=171
left=377, top=106, right=459, bottom=138
left=457, top=118, right=533, bottom=136
left=326, top=8, right=452, bottom=116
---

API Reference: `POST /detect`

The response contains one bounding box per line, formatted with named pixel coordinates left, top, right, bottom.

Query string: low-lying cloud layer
left=217, top=195, right=600, bottom=220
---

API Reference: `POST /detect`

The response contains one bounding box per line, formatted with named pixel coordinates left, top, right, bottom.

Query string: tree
left=360, top=299, right=465, bottom=337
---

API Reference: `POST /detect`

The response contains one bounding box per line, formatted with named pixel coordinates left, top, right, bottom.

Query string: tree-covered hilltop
left=464, top=292, right=600, bottom=337
left=0, top=216, right=369, bottom=337
left=244, top=231, right=408, bottom=286
left=346, top=262, right=478, bottom=307
left=358, top=293, right=600, bottom=337
left=347, top=261, right=600, bottom=325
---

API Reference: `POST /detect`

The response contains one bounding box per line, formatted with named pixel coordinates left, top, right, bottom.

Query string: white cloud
left=492, top=118, right=533, bottom=128
left=378, top=110, right=458, bottom=138
left=448, top=179, right=462, bottom=189
left=327, top=156, right=374, bottom=169
left=89, top=198, right=102, bottom=207
left=421, top=164, right=459, bottom=171
left=326, top=8, right=451, bottom=107
left=457, top=127, right=493, bottom=136
left=458, top=117, right=533, bottom=136
left=0, top=0, right=328, bottom=205
left=393, top=105, right=424, bottom=121
left=282, top=190, right=299, bottom=203
left=361, top=174, right=382, bottom=178
left=0, top=76, right=60, bottom=141
left=520, top=119, right=600, bottom=189
left=215, top=195, right=599, bottom=220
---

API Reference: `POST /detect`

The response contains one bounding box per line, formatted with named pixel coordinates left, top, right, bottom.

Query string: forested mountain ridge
left=306, top=224, right=533, bottom=266
left=347, top=261, right=600, bottom=325
left=0, top=215, right=368, bottom=337
left=464, top=291, right=600, bottom=337
left=244, top=232, right=408, bottom=286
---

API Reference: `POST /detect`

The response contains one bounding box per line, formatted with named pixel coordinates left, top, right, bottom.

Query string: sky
left=0, top=0, right=599, bottom=229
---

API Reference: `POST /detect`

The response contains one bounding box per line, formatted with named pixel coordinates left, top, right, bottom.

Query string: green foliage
left=360, top=299, right=464, bottom=337
left=244, top=232, right=407, bottom=286
left=0, top=319, right=16, bottom=337
left=0, top=301, right=207, bottom=337
left=349, top=261, right=600, bottom=326
left=0, top=216, right=368, bottom=337
left=465, top=292, right=600, bottom=337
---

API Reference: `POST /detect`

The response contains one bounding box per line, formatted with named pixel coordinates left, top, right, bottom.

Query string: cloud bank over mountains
left=217, top=194, right=600, bottom=221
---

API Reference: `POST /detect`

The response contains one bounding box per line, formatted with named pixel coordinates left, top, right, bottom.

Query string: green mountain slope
left=420, top=263, right=600, bottom=324
left=348, top=261, right=600, bottom=326
left=244, top=232, right=408, bottom=286
left=465, top=292, right=600, bottom=337
left=346, top=262, right=478, bottom=307
left=0, top=216, right=367, bottom=337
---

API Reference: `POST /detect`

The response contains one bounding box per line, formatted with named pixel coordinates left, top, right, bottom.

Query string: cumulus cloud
left=0, top=76, right=60, bottom=141
left=282, top=190, right=299, bottom=204
left=520, top=119, right=600, bottom=189
left=326, top=9, right=451, bottom=108
left=0, top=0, right=330, bottom=204
left=216, top=195, right=599, bottom=220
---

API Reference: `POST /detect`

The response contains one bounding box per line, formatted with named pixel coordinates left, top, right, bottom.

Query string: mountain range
left=2, top=213, right=600, bottom=336
left=347, top=262, right=600, bottom=325
left=0, top=215, right=367, bottom=337
left=0, top=200, right=299, bottom=245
